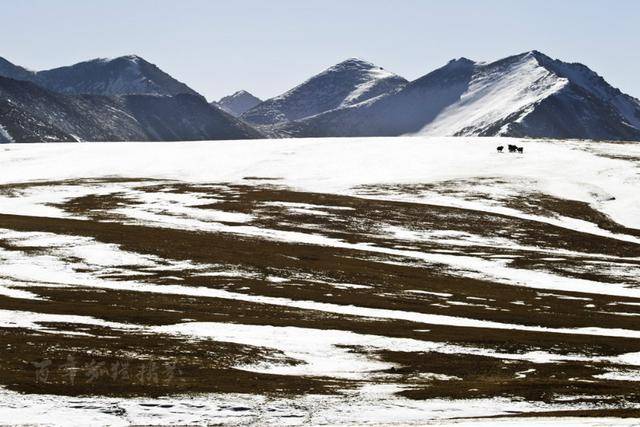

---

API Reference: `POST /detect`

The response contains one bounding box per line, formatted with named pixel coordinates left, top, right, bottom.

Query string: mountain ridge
left=0, top=75, right=263, bottom=143
left=0, top=55, right=201, bottom=97
left=1, top=51, right=640, bottom=142
left=272, top=51, right=640, bottom=141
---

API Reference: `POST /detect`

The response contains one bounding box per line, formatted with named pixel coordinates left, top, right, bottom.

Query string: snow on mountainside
left=275, top=51, right=640, bottom=141
left=420, top=51, right=640, bottom=139
left=498, top=52, right=640, bottom=140
left=271, top=58, right=477, bottom=138
left=212, top=90, right=262, bottom=117
left=241, top=58, right=407, bottom=125
left=420, top=52, right=569, bottom=136
left=0, top=55, right=201, bottom=97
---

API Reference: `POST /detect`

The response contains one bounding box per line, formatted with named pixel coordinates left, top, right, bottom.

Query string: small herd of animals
left=497, top=144, right=523, bottom=153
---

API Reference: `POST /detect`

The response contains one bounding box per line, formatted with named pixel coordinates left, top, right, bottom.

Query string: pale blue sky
left=2, top=0, right=638, bottom=101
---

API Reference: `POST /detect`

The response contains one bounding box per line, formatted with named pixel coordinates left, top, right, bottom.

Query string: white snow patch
left=593, top=369, right=640, bottom=382
left=406, top=290, right=454, bottom=298
left=0, top=309, right=134, bottom=332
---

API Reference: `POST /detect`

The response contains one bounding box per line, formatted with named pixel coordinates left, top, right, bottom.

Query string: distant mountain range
left=0, top=75, right=262, bottom=143
left=1, top=51, right=639, bottom=143
left=0, top=56, right=262, bottom=142
left=0, top=55, right=200, bottom=97
left=268, top=51, right=640, bottom=141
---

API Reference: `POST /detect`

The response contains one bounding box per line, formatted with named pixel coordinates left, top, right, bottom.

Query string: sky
left=1, top=0, right=639, bottom=101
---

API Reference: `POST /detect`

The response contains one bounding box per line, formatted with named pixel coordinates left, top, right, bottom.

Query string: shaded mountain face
left=0, top=57, right=36, bottom=82
left=212, top=90, right=262, bottom=117
left=503, top=52, right=640, bottom=140
left=37, top=55, right=201, bottom=96
left=0, top=55, right=200, bottom=97
left=0, top=76, right=263, bottom=143
left=241, top=58, right=408, bottom=125
left=275, top=51, right=640, bottom=141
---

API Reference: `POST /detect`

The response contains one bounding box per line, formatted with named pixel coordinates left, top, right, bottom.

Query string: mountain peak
left=109, top=54, right=147, bottom=65
left=506, top=50, right=554, bottom=66
left=525, top=49, right=547, bottom=57
left=333, top=57, right=375, bottom=67
left=33, top=55, right=200, bottom=97
left=121, top=54, right=143, bottom=61
left=241, top=59, right=407, bottom=125
left=325, top=58, right=388, bottom=75
left=83, top=55, right=146, bottom=67
left=214, top=90, right=262, bottom=117
left=229, top=90, right=252, bottom=97
left=446, top=57, right=476, bottom=67
left=76, top=55, right=143, bottom=66
left=275, top=50, right=640, bottom=142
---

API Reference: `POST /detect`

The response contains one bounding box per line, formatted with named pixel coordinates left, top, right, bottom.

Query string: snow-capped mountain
left=419, top=51, right=640, bottom=139
left=0, top=76, right=263, bottom=143
left=241, top=58, right=407, bottom=125
left=275, top=51, right=640, bottom=141
left=0, top=55, right=200, bottom=97
left=212, top=90, right=262, bottom=117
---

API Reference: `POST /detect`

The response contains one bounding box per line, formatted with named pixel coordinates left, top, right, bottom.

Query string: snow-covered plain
left=1, top=136, right=638, bottom=229
left=1, top=136, right=640, bottom=425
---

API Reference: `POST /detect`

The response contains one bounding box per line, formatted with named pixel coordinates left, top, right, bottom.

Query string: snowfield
left=1, top=136, right=639, bottom=227
left=1, top=136, right=640, bottom=425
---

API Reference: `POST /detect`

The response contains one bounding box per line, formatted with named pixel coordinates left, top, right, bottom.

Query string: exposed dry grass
left=1, top=179, right=639, bottom=409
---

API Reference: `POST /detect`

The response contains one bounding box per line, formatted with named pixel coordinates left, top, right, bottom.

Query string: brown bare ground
left=1, top=179, right=640, bottom=412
